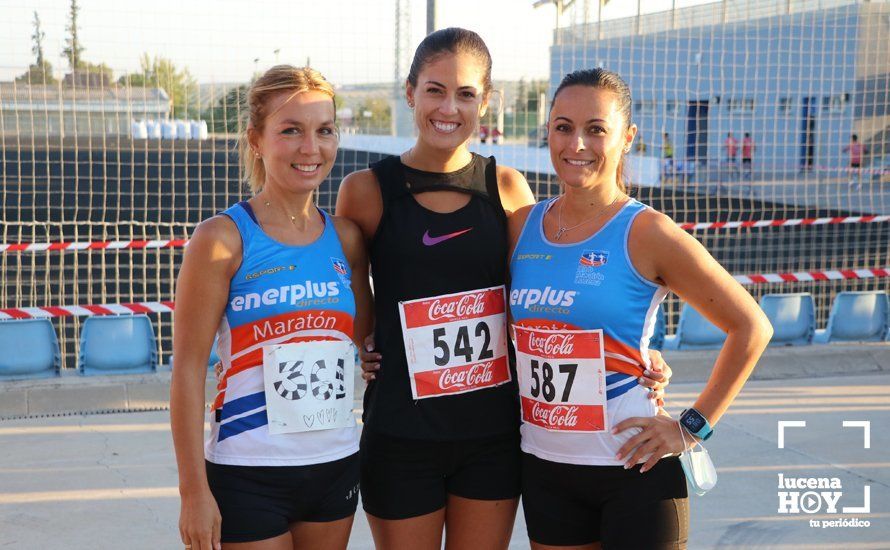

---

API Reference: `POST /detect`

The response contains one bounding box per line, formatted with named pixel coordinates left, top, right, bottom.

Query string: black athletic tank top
left=364, top=153, right=520, bottom=440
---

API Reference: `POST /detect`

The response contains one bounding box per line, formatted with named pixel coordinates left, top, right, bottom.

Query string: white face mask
left=678, top=422, right=718, bottom=496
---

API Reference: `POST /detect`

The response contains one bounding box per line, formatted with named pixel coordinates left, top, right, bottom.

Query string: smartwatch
left=680, top=408, right=713, bottom=441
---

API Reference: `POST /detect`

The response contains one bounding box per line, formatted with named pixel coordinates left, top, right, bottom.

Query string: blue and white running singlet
left=509, top=198, right=669, bottom=465
left=205, top=202, right=359, bottom=466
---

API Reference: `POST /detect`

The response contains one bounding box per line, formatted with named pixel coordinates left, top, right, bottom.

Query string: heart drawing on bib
left=303, top=414, right=316, bottom=428
left=317, top=408, right=337, bottom=424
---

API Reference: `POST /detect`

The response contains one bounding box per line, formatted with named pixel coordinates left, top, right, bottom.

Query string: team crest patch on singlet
left=574, top=250, right=608, bottom=286
left=330, top=258, right=351, bottom=287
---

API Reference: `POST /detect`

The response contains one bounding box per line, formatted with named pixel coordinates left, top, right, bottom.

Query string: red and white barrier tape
left=679, top=215, right=889, bottom=231
left=0, top=240, right=188, bottom=253
left=0, top=301, right=174, bottom=320
left=732, top=268, right=889, bottom=285
left=2, top=214, right=888, bottom=253
left=1, top=268, right=887, bottom=319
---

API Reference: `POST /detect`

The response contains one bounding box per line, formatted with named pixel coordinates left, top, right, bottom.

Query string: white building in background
left=0, top=84, right=171, bottom=137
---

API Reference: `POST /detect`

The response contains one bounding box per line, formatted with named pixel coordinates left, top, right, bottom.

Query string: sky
left=0, top=0, right=717, bottom=85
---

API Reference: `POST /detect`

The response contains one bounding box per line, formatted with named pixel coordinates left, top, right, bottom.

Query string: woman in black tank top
left=336, top=28, right=536, bottom=549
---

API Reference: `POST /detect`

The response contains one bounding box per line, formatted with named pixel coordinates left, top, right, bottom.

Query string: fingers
left=361, top=358, right=380, bottom=382
left=611, top=416, right=647, bottom=435
left=661, top=363, right=673, bottom=383
left=359, top=336, right=381, bottom=381
left=639, top=368, right=669, bottom=400
left=615, top=430, right=648, bottom=462
left=639, top=448, right=664, bottom=474
left=359, top=348, right=381, bottom=362
left=212, top=514, right=222, bottom=550
left=625, top=439, right=661, bottom=472
left=648, top=350, right=665, bottom=371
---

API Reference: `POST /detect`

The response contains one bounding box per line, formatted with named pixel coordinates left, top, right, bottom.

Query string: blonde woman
left=171, top=66, right=372, bottom=550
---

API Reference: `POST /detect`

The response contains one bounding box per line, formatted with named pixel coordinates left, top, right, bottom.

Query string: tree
left=61, top=0, right=84, bottom=71
left=119, top=54, right=200, bottom=119
left=519, top=79, right=549, bottom=113
left=32, top=11, right=47, bottom=67
left=356, top=98, right=392, bottom=135
left=514, top=78, right=527, bottom=113
left=16, top=11, right=56, bottom=85
left=202, top=84, right=249, bottom=134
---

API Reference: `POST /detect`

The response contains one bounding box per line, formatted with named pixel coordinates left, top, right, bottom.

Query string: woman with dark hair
left=337, top=30, right=672, bottom=549
left=509, top=68, right=772, bottom=549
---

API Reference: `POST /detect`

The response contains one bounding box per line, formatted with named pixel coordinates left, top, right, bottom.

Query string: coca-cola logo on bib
left=528, top=333, right=575, bottom=356
left=530, top=401, right=580, bottom=428
left=438, top=361, right=494, bottom=390
left=428, top=292, right=487, bottom=321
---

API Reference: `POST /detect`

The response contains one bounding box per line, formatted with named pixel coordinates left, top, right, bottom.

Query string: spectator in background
left=843, top=134, right=867, bottom=188
left=741, top=132, right=755, bottom=180
left=479, top=124, right=489, bottom=143
left=635, top=133, right=648, bottom=154
left=662, top=132, right=674, bottom=181
left=844, top=133, right=866, bottom=168
left=724, top=132, right=739, bottom=176
left=492, top=126, right=502, bottom=144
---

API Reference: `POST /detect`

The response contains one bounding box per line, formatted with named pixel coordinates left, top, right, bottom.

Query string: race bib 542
left=399, top=286, right=511, bottom=399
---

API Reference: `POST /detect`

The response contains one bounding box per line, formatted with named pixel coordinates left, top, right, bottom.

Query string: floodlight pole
left=427, top=0, right=436, bottom=35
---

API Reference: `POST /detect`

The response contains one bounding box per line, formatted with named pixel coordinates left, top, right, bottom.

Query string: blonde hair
left=239, top=65, right=336, bottom=194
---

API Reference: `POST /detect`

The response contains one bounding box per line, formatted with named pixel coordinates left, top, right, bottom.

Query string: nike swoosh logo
left=422, top=228, right=473, bottom=246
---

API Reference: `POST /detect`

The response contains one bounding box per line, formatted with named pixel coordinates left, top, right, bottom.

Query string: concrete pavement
left=2, top=362, right=889, bottom=548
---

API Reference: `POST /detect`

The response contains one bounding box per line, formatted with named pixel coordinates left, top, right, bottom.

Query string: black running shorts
left=360, top=430, right=521, bottom=520
left=521, top=452, right=689, bottom=549
left=205, top=452, right=360, bottom=543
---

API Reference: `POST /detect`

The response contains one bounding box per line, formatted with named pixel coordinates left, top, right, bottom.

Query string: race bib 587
left=399, top=286, right=511, bottom=399
left=513, top=325, right=607, bottom=432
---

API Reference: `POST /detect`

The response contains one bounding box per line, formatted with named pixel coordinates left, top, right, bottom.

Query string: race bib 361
left=262, top=340, right=356, bottom=434
left=399, top=286, right=511, bottom=399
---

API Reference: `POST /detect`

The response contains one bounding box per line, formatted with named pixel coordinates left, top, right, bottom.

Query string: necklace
left=264, top=199, right=298, bottom=226
left=554, top=194, right=622, bottom=241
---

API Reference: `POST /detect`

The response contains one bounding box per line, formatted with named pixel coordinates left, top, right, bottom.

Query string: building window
left=822, top=93, right=850, bottom=114
left=778, top=97, right=794, bottom=115
left=727, top=97, right=755, bottom=114
left=665, top=100, right=680, bottom=116
left=634, top=99, right=657, bottom=114
left=726, top=97, right=754, bottom=114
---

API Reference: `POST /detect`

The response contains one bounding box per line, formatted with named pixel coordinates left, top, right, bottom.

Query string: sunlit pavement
left=1, top=373, right=888, bottom=549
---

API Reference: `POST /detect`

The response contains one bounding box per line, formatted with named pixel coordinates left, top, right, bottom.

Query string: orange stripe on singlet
left=513, top=318, right=645, bottom=377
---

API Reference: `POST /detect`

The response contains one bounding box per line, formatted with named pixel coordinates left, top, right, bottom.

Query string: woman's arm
left=335, top=170, right=383, bottom=379
left=170, top=216, right=241, bottom=550
left=614, top=211, right=773, bottom=471
left=496, top=165, right=536, bottom=216
left=335, top=169, right=384, bottom=244
left=332, top=216, right=374, bottom=349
